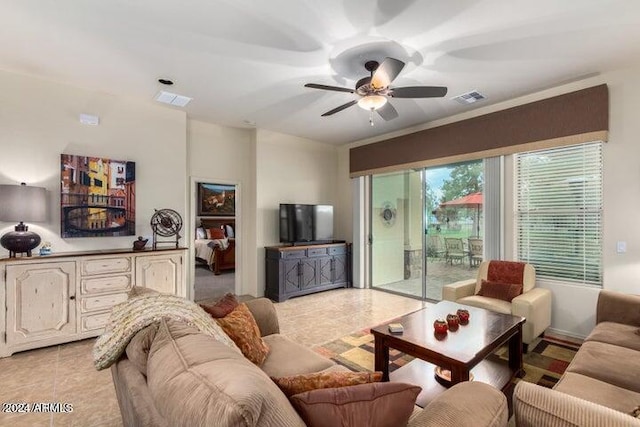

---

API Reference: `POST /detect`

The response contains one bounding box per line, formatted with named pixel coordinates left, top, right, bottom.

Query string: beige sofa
left=443, top=261, right=551, bottom=349
left=111, top=297, right=508, bottom=426
left=513, top=290, right=640, bottom=426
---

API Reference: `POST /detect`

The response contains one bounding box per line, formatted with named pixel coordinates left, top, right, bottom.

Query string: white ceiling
left=2, top=0, right=640, bottom=145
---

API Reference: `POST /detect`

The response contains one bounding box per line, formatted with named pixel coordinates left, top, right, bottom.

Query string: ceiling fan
left=304, top=57, right=447, bottom=125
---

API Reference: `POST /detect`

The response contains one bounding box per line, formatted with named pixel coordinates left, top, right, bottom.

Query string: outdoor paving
left=376, top=257, right=478, bottom=300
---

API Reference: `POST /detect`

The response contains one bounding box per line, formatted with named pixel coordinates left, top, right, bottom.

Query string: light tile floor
left=0, top=288, right=427, bottom=426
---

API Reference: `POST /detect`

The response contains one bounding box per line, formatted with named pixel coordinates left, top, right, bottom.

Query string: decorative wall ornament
left=380, top=201, right=397, bottom=227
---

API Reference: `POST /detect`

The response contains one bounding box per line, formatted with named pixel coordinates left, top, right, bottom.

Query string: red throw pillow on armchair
left=477, top=279, right=523, bottom=302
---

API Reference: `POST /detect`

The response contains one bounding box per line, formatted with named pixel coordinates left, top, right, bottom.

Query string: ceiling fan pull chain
left=369, top=108, right=374, bottom=126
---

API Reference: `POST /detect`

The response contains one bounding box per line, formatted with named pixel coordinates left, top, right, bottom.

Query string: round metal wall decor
left=380, top=201, right=397, bottom=227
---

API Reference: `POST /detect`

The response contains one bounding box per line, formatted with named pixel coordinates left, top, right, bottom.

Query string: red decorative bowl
left=457, top=309, right=470, bottom=324
left=433, top=319, right=448, bottom=334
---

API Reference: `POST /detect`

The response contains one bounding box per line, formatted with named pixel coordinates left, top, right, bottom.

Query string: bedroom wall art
left=60, top=154, right=136, bottom=237
left=197, top=183, right=235, bottom=216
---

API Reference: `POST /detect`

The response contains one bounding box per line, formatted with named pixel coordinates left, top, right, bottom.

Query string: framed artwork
left=198, top=183, right=235, bottom=216
left=60, top=154, right=136, bottom=238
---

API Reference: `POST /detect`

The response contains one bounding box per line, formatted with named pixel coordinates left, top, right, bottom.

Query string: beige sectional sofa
left=111, top=297, right=508, bottom=426
left=513, top=290, right=640, bottom=426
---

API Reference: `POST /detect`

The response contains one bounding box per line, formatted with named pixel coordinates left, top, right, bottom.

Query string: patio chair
left=468, top=238, right=483, bottom=267
left=442, top=260, right=552, bottom=351
left=427, top=235, right=445, bottom=260
left=444, top=238, right=467, bottom=265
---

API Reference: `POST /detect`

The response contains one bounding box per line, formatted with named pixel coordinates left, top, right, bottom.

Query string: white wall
left=254, top=129, right=339, bottom=296
left=342, top=61, right=640, bottom=339
left=0, top=70, right=187, bottom=256
left=187, top=120, right=255, bottom=296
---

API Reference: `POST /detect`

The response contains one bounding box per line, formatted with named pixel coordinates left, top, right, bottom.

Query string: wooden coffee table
left=371, top=301, right=525, bottom=407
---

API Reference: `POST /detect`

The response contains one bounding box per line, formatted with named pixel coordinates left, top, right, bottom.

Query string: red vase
left=446, top=314, right=460, bottom=331
left=433, top=319, right=448, bottom=334
left=457, top=309, right=470, bottom=324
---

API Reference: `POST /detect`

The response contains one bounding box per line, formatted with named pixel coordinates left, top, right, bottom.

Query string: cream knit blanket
left=92, top=293, right=239, bottom=370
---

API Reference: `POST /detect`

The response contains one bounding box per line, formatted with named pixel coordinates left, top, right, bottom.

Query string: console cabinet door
left=6, top=262, right=77, bottom=346
left=135, top=253, right=183, bottom=295
left=282, top=259, right=302, bottom=294
left=332, top=255, right=348, bottom=284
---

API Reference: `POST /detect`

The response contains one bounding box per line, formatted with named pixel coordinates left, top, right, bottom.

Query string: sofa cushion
left=477, top=279, right=523, bottom=302
left=146, top=319, right=305, bottom=427
left=200, top=293, right=239, bottom=318
left=566, top=341, right=640, bottom=393
left=125, top=323, right=158, bottom=376
left=554, top=372, right=640, bottom=414
left=514, top=381, right=640, bottom=427
left=272, top=371, right=382, bottom=397
left=457, top=295, right=512, bottom=315
left=215, top=303, right=270, bottom=366
left=261, top=334, right=335, bottom=377
left=289, top=382, right=420, bottom=427
left=585, top=321, right=640, bottom=352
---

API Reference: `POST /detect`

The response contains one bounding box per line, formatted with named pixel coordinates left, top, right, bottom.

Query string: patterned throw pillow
left=290, top=382, right=421, bottom=427
left=215, top=303, right=270, bottom=366
left=478, top=279, right=523, bottom=302
left=630, top=405, right=640, bottom=418
left=200, top=293, right=239, bottom=318
left=272, top=371, right=383, bottom=398
left=195, top=227, right=206, bottom=239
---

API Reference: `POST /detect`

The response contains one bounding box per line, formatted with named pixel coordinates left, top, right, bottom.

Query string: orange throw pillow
left=478, top=279, right=523, bottom=302
left=215, top=303, right=269, bottom=366
left=272, top=371, right=383, bottom=398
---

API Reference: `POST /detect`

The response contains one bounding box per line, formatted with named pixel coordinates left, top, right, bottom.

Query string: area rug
left=314, top=330, right=580, bottom=390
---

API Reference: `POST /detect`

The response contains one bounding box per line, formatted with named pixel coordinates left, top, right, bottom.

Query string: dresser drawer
left=81, top=257, right=131, bottom=276
left=81, top=274, right=132, bottom=295
left=80, top=312, right=111, bottom=332
left=307, top=247, right=328, bottom=257
left=282, top=250, right=306, bottom=259
left=81, top=293, right=128, bottom=313
left=328, top=246, right=347, bottom=255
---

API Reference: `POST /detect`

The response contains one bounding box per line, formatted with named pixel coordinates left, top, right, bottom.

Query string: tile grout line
left=50, top=344, right=60, bottom=427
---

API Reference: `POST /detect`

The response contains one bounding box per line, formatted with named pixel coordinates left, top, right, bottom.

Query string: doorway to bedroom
left=193, top=181, right=237, bottom=302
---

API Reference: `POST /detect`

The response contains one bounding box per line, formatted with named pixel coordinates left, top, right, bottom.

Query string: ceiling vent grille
left=452, top=90, right=486, bottom=105
left=154, top=91, right=192, bottom=107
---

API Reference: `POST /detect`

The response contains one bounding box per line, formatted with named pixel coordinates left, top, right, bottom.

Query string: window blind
left=516, top=142, right=603, bottom=286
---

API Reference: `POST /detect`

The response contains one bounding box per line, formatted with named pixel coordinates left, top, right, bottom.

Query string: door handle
left=70, top=295, right=76, bottom=300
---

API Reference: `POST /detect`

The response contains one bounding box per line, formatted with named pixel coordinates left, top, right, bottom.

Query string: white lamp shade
left=0, top=184, right=47, bottom=222
left=357, top=95, right=388, bottom=111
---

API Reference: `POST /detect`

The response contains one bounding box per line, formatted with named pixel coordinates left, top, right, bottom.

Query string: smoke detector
left=451, top=90, right=486, bottom=105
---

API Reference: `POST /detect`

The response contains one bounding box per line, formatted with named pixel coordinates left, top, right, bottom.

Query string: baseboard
left=545, top=327, right=587, bottom=342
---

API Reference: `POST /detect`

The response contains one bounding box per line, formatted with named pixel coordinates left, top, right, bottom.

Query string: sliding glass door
left=370, top=170, right=424, bottom=298
left=370, top=160, right=485, bottom=301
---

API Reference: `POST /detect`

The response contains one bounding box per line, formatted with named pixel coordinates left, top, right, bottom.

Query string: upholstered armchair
left=442, top=260, right=552, bottom=351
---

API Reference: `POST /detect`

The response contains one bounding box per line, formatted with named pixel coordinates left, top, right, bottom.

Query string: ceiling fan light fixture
left=358, top=95, right=387, bottom=111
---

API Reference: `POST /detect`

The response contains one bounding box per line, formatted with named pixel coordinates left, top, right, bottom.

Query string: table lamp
left=0, top=183, right=47, bottom=257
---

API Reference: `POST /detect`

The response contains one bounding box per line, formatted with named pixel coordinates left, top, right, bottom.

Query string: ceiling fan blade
left=321, top=100, right=358, bottom=117
left=390, top=86, right=448, bottom=98
left=377, top=102, right=399, bottom=121
left=371, top=57, right=405, bottom=89
left=305, top=83, right=354, bottom=93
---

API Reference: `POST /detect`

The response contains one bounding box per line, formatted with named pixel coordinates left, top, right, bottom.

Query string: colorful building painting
left=60, top=154, right=135, bottom=237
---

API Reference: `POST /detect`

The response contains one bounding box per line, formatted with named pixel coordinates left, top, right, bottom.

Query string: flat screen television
left=279, top=204, right=334, bottom=244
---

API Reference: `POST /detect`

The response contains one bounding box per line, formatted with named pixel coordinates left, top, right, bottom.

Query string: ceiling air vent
left=154, top=91, right=192, bottom=107
left=451, top=90, right=486, bottom=105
